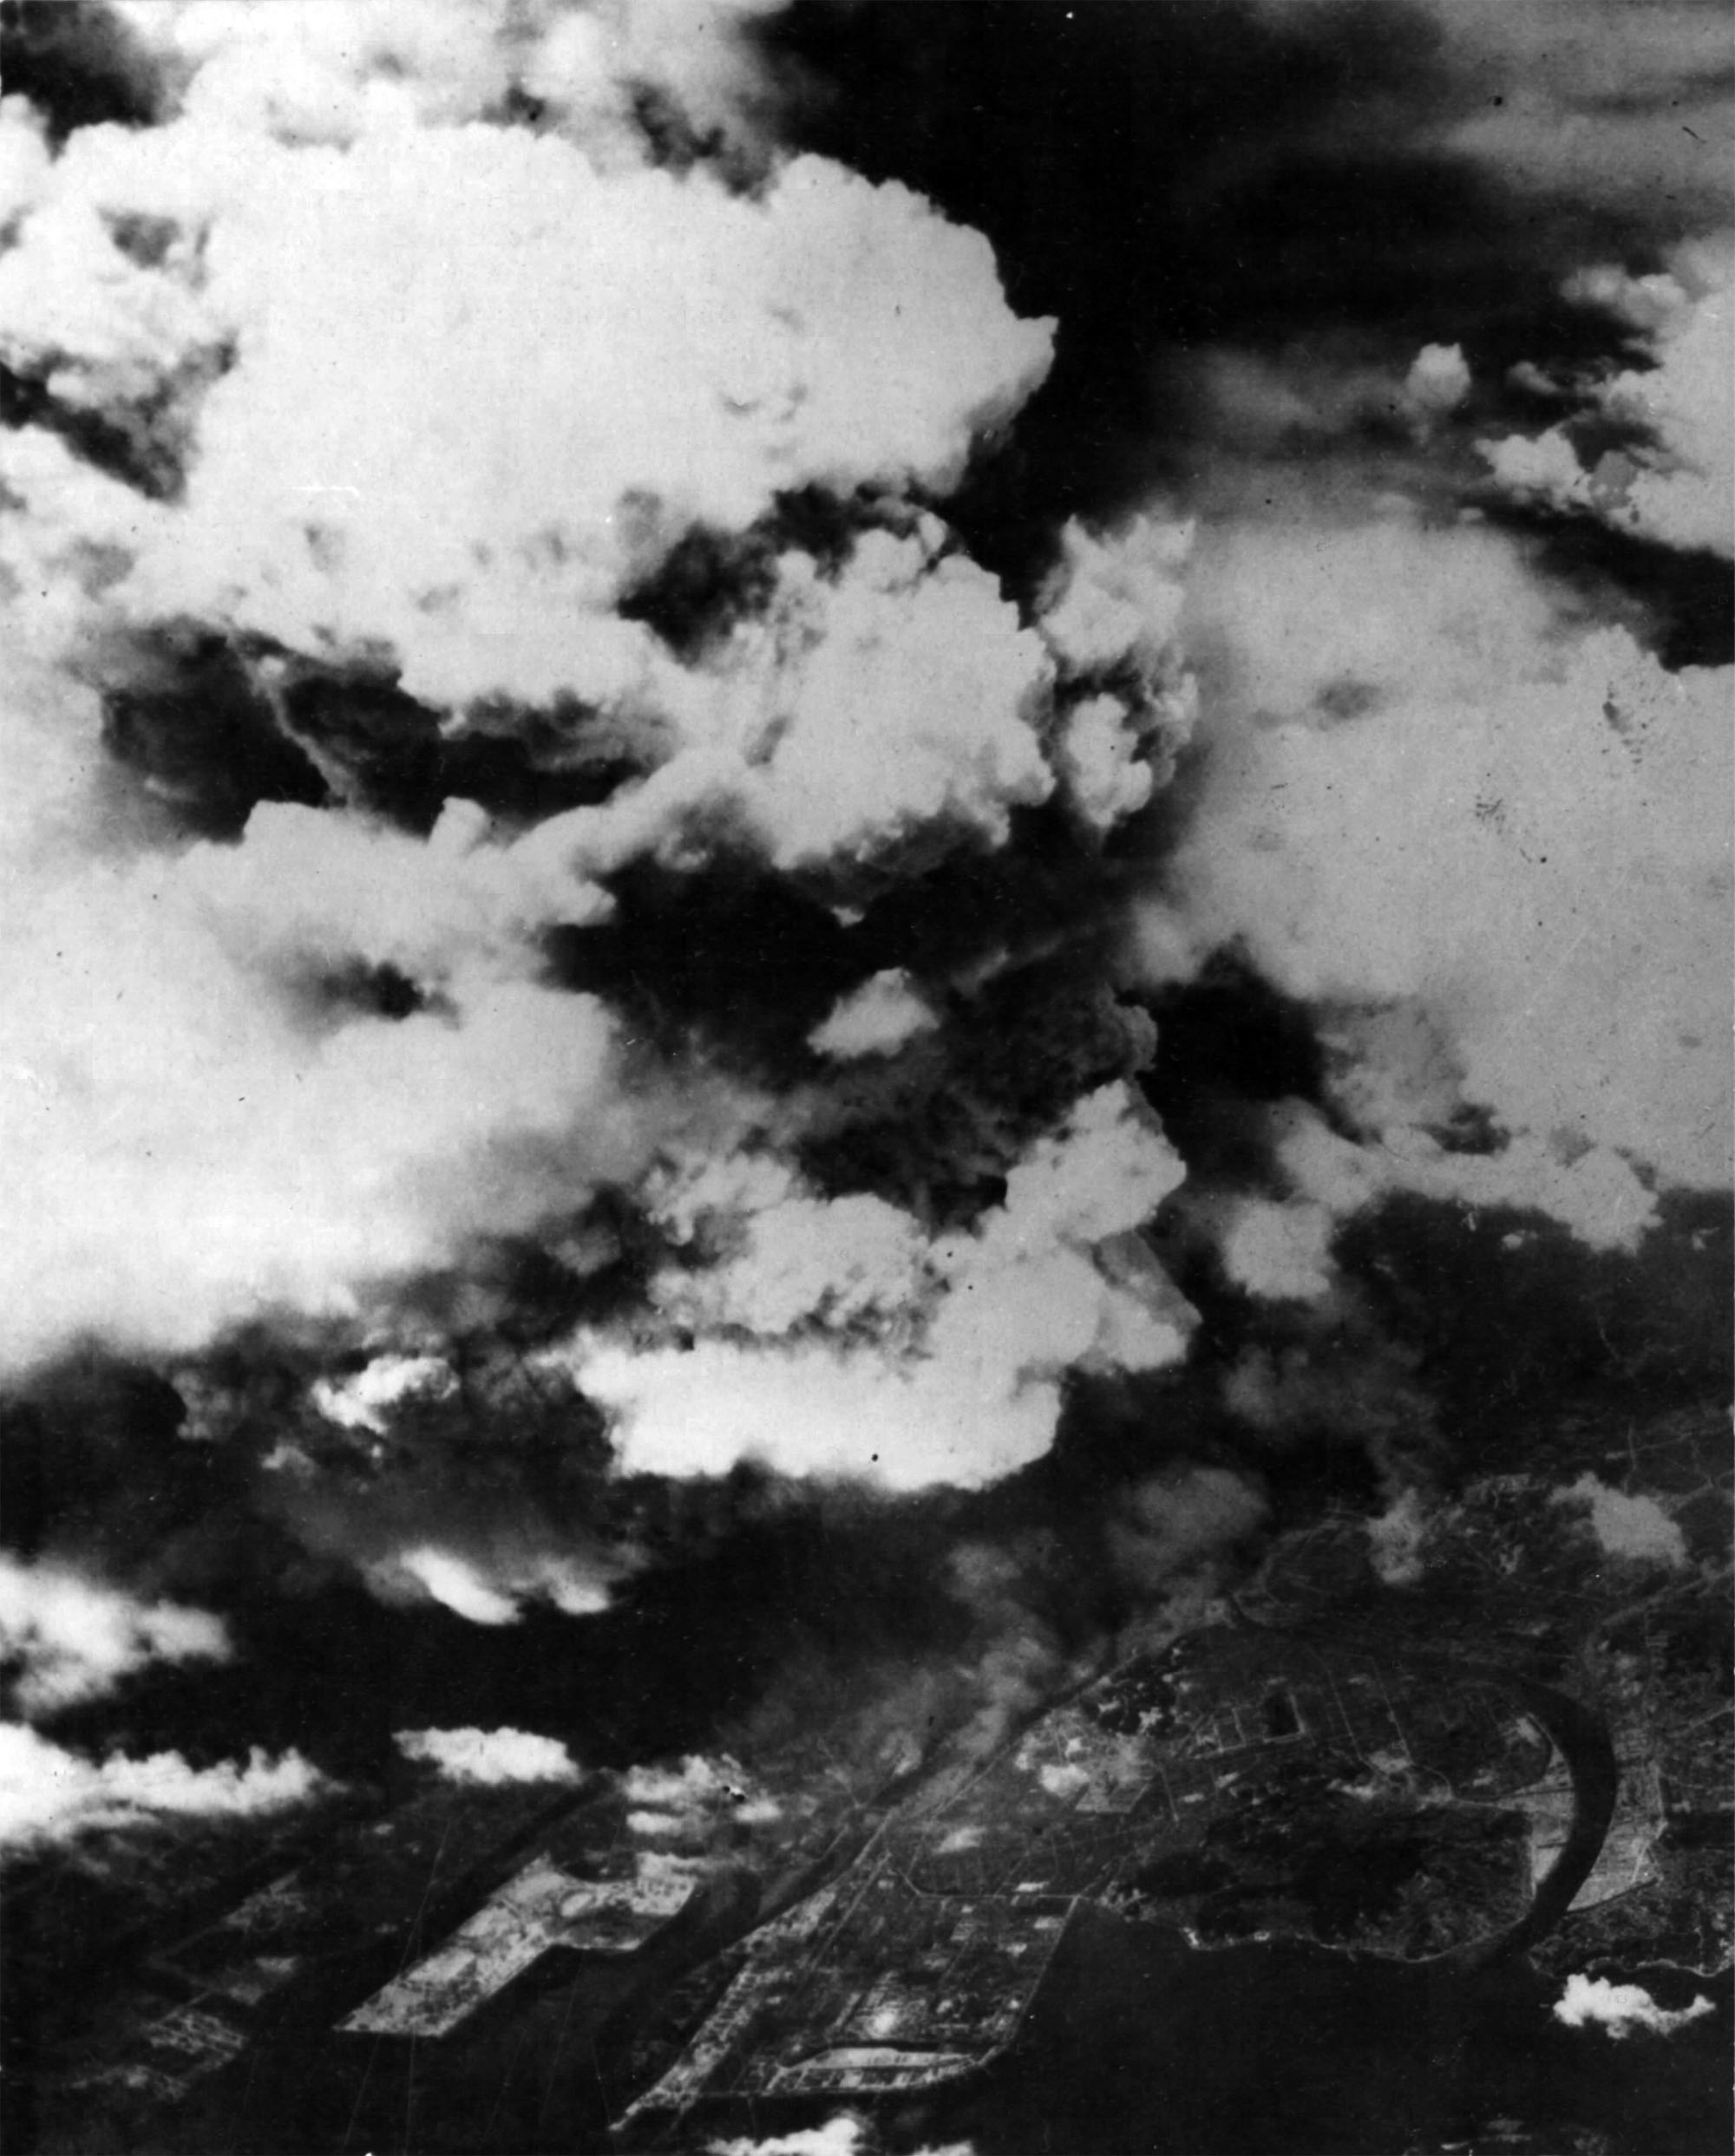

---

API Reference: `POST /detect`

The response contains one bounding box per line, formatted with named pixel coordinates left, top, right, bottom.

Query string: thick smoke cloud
left=0, top=682, right=667, bottom=1368
left=568, top=1081, right=1191, bottom=1487
left=0, top=1720, right=327, bottom=1850
left=108, top=0, right=791, bottom=163
left=749, top=0, right=1729, bottom=1345
left=0, top=0, right=1217, bottom=1698
left=203, top=1337, right=633, bottom=1624
left=1141, top=513, right=1730, bottom=1255
left=0, top=1554, right=228, bottom=1717
left=1482, top=237, right=1732, bottom=559
left=0, top=0, right=1725, bottom=1725
left=0, top=117, right=1052, bottom=708
left=763, top=0, right=1729, bottom=549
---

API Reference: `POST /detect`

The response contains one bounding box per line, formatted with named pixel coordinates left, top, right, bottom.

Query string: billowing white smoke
left=1142, top=512, right=1731, bottom=1258
left=519, top=522, right=1060, bottom=878
left=564, top=1081, right=1193, bottom=1487
left=0, top=1555, right=230, bottom=1717
left=0, top=1721, right=329, bottom=1852
left=0, top=727, right=641, bottom=1362
left=396, top=1724, right=583, bottom=1783
left=807, top=970, right=938, bottom=1062
left=1211, top=1190, right=1338, bottom=1306
left=1039, top=513, right=1198, bottom=828
left=375, top=1544, right=612, bottom=1623
left=0, top=1, right=1197, bottom=1544
left=1550, top=1474, right=1686, bottom=1569
left=1553, top=1972, right=1715, bottom=2041
left=0, top=121, right=1052, bottom=709
left=621, top=1752, right=781, bottom=1836
left=1483, top=237, right=1733, bottom=559
left=311, top=1353, right=460, bottom=1432
left=108, top=0, right=789, bottom=164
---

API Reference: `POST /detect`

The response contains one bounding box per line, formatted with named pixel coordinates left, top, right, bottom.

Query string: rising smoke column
left=747, top=0, right=1730, bottom=1511
left=0, top=0, right=1204, bottom=1640
left=5, top=0, right=1726, bottom=1662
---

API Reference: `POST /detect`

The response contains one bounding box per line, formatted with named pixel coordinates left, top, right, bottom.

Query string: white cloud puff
left=622, top=1753, right=781, bottom=1834
left=0, top=1557, right=229, bottom=1718
left=394, top=1725, right=582, bottom=1785
left=1553, top=1972, right=1714, bottom=2039
left=1550, top=1475, right=1688, bottom=1568
left=807, top=970, right=939, bottom=1062
left=1216, top=1196, right=1337, bottom=1303
left=1038, top=515, right=1198, bottom=831
left=1038, top=514, right=1191, bottom=680
left=1054, top=693, right=1158, bottom=832
left=1482, top=238, right=1733, bottom=558
left=709, top=2119, right=976, bottom=2156
left=0, top=649, right=659, bottom=1367
left=635, top=528, right=1058, bottom=874
left=116, top=0, right=772, bottom=155
left=665, top=1186, right=932, bottom=1340
left=709, top=2116, right=871, bottom=2156
left=709, top=2121, right=976, bottom=2156
left=0, top=820, right=638, bottom=1364
left=0, top=1722, right=328, bottom=1851
left=1404, top=342, right=1470, bottom=418
left=367, top=1545, right=612, bottom=1624
left=312, top=1354, right=459, bottom=1434
left=576, top=1334, right=1066, bottom=1491
left=1366, top=1486, right=1429, bottom=1587
left=568, top=1083, right=1192, bottom=1487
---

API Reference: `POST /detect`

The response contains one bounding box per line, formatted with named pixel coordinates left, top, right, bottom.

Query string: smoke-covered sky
left=0, top=0, right=1728, bottom=1859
